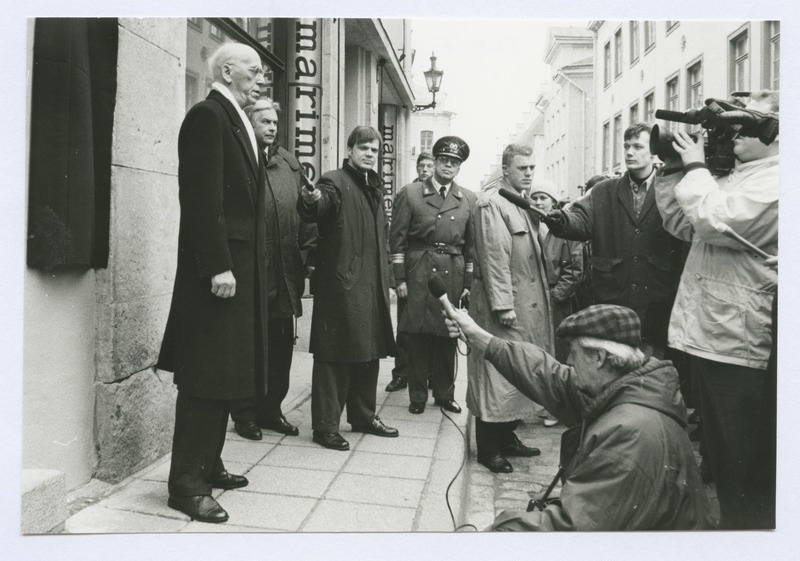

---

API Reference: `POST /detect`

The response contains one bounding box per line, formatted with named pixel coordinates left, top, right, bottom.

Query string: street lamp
left=413, top=53, right=444, bottom=112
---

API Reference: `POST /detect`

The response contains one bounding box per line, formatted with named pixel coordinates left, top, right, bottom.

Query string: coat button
left=635, top=228, right=641, bottom=234
left=632, top=284, right=638, bottom=290
left=444, top=270, right=449, bottom=274
left=432, top=268, right=437, bottom=272
left=437, top=215, right=442, bottom=219
left=633, top=256, right=639, bottom=262
left=450, top=216, right=455, bottom=220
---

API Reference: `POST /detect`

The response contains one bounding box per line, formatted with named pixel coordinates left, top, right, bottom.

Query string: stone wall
left=92, top=18, right=185, bottom=482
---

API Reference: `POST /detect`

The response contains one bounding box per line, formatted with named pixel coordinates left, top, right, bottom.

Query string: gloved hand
left=542, top=210, right=566, bottom=232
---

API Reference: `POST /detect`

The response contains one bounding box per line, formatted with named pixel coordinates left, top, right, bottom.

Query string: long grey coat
left=466, top=182, right=553, bottom=422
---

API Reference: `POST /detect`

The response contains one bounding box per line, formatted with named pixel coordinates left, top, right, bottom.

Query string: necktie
left=440, top=186, right=447, bottom=199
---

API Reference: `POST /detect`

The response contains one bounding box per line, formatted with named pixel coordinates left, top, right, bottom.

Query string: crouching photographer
left=445, top=304, right=713, bottom=531
left=653, top=90, right=779, bottom=530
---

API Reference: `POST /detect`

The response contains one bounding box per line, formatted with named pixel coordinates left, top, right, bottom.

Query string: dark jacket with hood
left=484, top=338, right=714, bottom=531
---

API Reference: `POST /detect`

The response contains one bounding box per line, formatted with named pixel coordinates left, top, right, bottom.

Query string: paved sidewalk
left=64, top=351, right=473, bottom=533
left=461, top=408, right=721, bottom=529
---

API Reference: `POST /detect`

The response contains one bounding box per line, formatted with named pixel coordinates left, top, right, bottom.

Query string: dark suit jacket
left=158, top=89, right=269, bottom=399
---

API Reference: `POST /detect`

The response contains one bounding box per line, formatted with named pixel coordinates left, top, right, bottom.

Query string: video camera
left=650, top=94, right=779, bottom=175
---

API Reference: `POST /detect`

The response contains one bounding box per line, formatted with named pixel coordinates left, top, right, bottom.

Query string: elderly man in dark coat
left=297, top=125, right=399, bottom=451
left=228, top=98, right=317, bottom=441
left=543, top=124, right=684, bottom=356
left=390, top=136, right=476, bottom=415
left=158, top=43, right=267, bottom=524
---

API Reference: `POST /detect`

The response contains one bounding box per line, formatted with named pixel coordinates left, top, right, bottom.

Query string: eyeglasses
left=228, top=62, right=265, bottom=78
left=436, top=156, right=461, bottom=166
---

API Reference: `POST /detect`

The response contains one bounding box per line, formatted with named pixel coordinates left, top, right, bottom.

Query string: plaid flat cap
left=556, top=304, right=641, bottom=346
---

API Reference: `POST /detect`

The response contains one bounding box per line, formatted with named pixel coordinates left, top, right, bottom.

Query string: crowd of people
left=158, top=41, right=778, bottom=531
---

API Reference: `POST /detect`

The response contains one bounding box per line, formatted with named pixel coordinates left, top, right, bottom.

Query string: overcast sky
left=409, top=19, right=591, bottom=188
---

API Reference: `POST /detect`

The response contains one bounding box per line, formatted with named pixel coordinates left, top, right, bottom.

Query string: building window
left=687, top=61, right=703, bottom=108
left=629, top=21, right=640, bottom=65
left=665, top=75, right=680, bottom=132
left=612, top=113, right=623, bottom=168
left=420, top=130, right=433, bottom=153
left=629, top=102, right=639, bottom=126
left=666, top=21, right=679, bottom=35
left=730, top=29, right=750, bottom=92
left=602, top=121, right=610, bottom=172
left=764, top=21, right=780, bottom=90
left=614, top=28, right=623, bottom=78
left=209, top=23, right=223, bottom=41
left=644, top=91, right=655, bottom=124
left=644, top=21, right=656, bottom=52
left=603, top=41, right=611, bottom=87
left=187, top=18, right=202, bottom=32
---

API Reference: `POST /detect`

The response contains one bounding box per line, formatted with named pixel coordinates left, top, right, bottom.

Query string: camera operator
left=445, top=305, right=713, bottom=531
left=653, top=90, right=778, bottom=529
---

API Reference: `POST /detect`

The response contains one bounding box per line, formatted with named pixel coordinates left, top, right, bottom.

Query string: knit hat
left=556, top=304, right=642, bottom=346
left=529, top=180, right=558, bottom=203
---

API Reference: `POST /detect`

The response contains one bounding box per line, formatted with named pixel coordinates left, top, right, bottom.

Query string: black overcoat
left=297, top=162, right=396, bottom=362
left=158, top=89, right=269, bottom=400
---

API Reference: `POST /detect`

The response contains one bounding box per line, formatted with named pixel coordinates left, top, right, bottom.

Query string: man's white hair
left=208, top=42, right=256, bottom=82
left=574, top=336, right=646, bottom=373
left=243, top=98, right=281, bottom=122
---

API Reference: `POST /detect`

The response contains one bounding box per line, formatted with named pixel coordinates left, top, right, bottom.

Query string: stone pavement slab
left=343, top=451, right=433, bottom=480
left=62, top=310, right=475, bottom=534
left=325, top=473, right=426, bottom=508
left=302, top=500, right=416, bottom=532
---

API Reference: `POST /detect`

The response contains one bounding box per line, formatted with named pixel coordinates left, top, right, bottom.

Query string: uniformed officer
left=389, top=136, right=476, bottom=414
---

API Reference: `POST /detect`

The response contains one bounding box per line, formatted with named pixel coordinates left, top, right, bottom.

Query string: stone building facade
left=23, top=17, right=416, bottom=507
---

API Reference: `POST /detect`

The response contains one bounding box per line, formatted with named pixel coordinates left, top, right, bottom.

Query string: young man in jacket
left=543, top=124, right=684, bottom=357
left=466, top=144, right=549, bottom=473
left=445, top=304, right=714, bottom=531
left=654, top=90, right=779, bottom=529
left=298, top=126, right=399, bottom=451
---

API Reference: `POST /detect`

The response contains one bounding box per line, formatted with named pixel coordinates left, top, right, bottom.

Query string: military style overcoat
left=389, top=178, right=476, bottom=337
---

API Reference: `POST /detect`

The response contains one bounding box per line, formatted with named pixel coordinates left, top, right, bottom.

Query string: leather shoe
left=312, top=431, right=350, bottom=451
left=503, top=434, right=541, bottom=457
left=408, top=402, right=425, bottom=414
left=259, top=415, right=299, bottom=436
left=385, top=377, right=407, bottom=392
left=434, top=398, right=462, bottom=413
left=234, top=420, right=262, bottom=441
left=479, top=453, right=513, bottom=473
left=211, top=470, right=248, bottom=490
left=168, top=495, right=229, bottom=523
left=351, top=415, right=399, bottom=437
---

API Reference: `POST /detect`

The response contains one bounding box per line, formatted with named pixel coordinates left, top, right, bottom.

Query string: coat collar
left=422, top=177, right=464, bottom=212
left=615, top=171, right=657, bottom=224
left=207, top=89, right=261, bottom=183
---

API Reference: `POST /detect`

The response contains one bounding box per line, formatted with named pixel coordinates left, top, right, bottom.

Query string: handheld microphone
left=429, top=275, right=458, bottom=319
left=301, top=173, right=316, bottom=192
left=498, top=187, right=548, bottom=217
left=711, top=221, right=775, bottom=260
